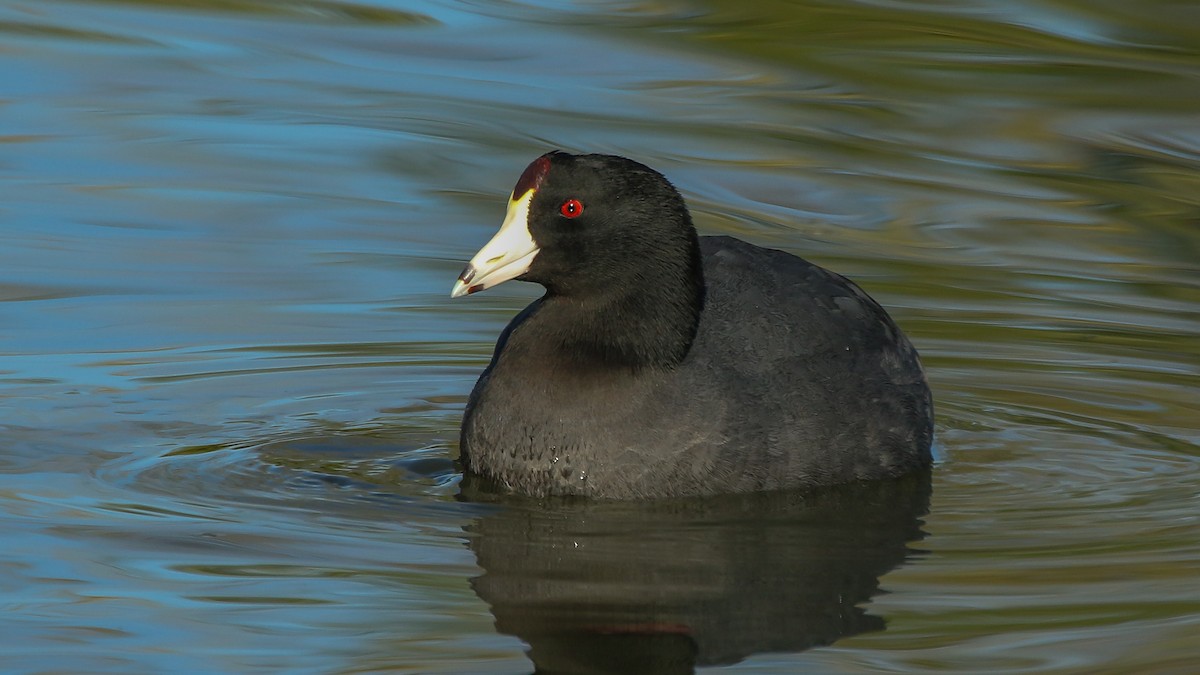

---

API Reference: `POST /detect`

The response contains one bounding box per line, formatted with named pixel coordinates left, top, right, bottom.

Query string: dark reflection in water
left=461, top=473, right=931, bottom=674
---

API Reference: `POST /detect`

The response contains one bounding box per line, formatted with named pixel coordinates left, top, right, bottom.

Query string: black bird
left=452, top=152, right=933, bottom=499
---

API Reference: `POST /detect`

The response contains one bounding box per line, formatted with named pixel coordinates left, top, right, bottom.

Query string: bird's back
left=662, top=236, right=933, bottom=491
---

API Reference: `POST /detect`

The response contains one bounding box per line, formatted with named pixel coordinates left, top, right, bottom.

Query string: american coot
left=452, top=152, right=933, bottom=499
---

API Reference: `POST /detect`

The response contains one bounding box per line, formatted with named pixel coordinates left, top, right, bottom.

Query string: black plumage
left=455, top=152, right=933, bottom=499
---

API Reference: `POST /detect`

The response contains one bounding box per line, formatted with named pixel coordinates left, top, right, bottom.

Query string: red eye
left=560, top=199, right=584, bottom=218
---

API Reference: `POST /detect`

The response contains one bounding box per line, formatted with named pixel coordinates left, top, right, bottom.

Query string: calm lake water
left=2, top=0, right=1198, bottom=673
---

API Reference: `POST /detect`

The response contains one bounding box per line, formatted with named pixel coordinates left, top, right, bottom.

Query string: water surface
left=1, top=0, right=1198, bottom=672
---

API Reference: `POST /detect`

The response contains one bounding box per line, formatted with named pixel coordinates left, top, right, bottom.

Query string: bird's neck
left=530, top=256, right=705, bottom=371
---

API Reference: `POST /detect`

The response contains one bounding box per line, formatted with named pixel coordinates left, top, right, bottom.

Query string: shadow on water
left=138, top=433, right=930, bottom=673
left=460, top=472, right=931, bottom=674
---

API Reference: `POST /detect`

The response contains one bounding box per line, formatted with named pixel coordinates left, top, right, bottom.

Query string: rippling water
left=2, top=1, right=1198, bottom=672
